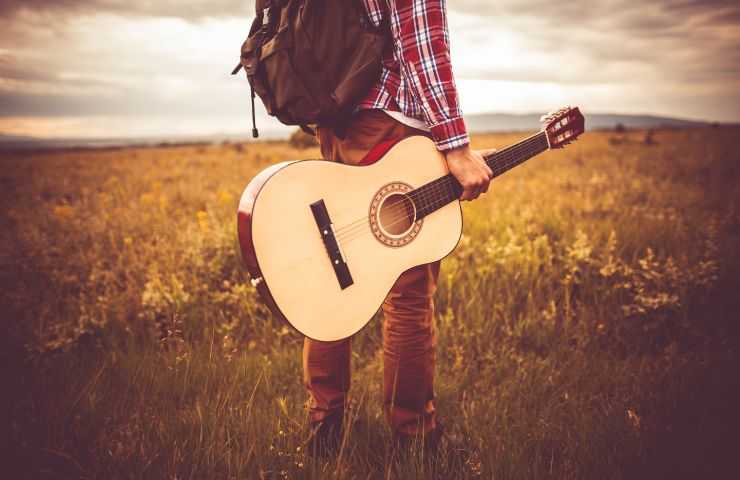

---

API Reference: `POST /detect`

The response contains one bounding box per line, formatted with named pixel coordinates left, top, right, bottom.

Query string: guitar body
left=237, top=136, right=462, bottom=341
left=237, top=106, right=585, bottom=342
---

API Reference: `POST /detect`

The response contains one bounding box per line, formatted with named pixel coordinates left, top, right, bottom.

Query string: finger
left=460, top=186, right=475, bottom=202
left=477, top=173, right=490, bottom=189
left=460, top=186, right=473, bottom=201
left=483, top=173, right=493, bottom=192
left=476, top=156, right=494, bottom=178
left=480, top=148, right=498, bottom=156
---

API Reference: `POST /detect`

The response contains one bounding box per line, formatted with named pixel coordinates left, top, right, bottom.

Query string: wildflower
left=53, top=205, right=74, bottom=220
left=542, top=300, right=557, bottom=323
left=599, top=259, right=620, bottom=278
left=626, top=409, right=641, bottom=430
left=217, top=190, right=235, bottom=206
left=196, top=210, right=209, bottom=232
left=634, top=292, right=680, bottom=312
left=638, top=248, right=660, bottom=281
left=124, top=237, right=133, bottom=246
left=533, top=234, right=553, bottom=266
left=588, top=172, right=607, bottom=186
left=276, top=397, right=289, bottom=416
left=605, top=230, right=617, bottom=255
left=140, top=193, right=155, bottom=206
left=98, top=192, right=112, bottom=206
left=567, top=230, right=593, bottom=264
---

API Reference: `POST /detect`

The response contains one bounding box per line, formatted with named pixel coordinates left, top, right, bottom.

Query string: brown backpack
left=232, top=0, right=387, bottom=138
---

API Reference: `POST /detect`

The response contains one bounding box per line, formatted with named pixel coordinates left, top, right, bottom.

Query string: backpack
left=232, top=0, right=387, bottom=138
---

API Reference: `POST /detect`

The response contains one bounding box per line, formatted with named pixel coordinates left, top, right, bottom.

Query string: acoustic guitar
left=237, top=107, right=585, bottom=341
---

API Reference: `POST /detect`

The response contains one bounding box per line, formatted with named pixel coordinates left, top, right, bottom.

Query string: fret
left=410, top=132, right=549, bottom=220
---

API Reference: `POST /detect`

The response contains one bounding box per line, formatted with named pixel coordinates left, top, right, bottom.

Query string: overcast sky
left=1, top=0, right=739, bottom=139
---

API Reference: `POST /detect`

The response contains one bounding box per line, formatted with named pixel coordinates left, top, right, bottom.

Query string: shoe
left=394, top=422, right=465, bottom=454
left=306, top=411, right=343, bottom=458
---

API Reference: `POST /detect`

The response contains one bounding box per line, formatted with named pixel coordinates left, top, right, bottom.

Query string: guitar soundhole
left=379, top=194, right=415, bottom=235
left=369, top=182, right=423, bottom=248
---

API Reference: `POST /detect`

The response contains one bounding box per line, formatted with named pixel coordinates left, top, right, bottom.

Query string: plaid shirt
left=360, top=0, right=469, bottom=151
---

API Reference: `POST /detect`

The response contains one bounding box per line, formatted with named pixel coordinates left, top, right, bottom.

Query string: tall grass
left=2, top=128, right=739, bottom=478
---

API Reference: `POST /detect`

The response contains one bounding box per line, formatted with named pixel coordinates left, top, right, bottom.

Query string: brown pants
left=303, top=109, right=441, bottom=436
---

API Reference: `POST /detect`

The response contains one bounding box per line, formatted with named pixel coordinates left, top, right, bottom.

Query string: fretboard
left=410, top=131, right=549, bottom=219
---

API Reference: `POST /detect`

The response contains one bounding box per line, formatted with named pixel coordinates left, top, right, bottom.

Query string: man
left=304, top=0, right=494, bottom=450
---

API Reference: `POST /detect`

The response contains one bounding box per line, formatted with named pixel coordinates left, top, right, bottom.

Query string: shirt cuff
left=429, top=117, right=470, bottom=151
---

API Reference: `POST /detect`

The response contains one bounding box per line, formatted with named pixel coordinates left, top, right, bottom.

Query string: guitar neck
left=410, top=131, right=550, bottom=219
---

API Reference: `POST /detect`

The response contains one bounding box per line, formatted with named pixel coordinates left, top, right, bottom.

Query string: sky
left=0, top=0, right=739, bottom=139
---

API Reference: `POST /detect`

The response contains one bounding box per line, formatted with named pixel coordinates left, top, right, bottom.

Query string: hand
left=445, top=145, right=496, bottom=201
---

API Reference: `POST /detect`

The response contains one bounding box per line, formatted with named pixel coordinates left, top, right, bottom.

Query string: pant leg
left=303, top=338, right=351, bottom=423
left=303, top=109, right=436, bottom=427
left=383, top=261, right=441, bottom=436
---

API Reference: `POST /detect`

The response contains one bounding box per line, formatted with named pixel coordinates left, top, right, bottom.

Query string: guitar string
left=335, top=151, right=546, bottom=246
left=251, top=132, right=564, bottom=282
left=333, top=133, right=547, bottom=240
left=408, top=134, right=545, bottom=214
left=279, top=135, right=534, bottom=275
left=411, top=133, right=547, bottom=210
left=332, top=134, right=544, bottom=236
left=334, top=136, right=548, bottom=245
left=334, top=137, right=547, bottom=244
left=334, top=135, right=547, bottom=241
left=403, top=133, right=547, bottom=217
left=335, top=133, right=545, bottom=236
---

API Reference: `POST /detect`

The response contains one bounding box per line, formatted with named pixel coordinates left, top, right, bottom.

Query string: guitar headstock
left=541, top=106, right=585, bottom=149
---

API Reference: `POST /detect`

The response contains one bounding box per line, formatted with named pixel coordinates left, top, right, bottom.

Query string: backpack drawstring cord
left=251, top=84, right=259, bottom=138
left=232, top=62, right=260, bottom=139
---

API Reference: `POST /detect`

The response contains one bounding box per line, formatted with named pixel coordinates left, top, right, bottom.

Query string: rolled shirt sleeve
left=393, top=0, right=469, bottom=150
left=359, top=0, right=470, bottom=151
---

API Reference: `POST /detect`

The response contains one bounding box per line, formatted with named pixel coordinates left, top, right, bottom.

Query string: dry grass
left=1, top=127, right=739, bottom=479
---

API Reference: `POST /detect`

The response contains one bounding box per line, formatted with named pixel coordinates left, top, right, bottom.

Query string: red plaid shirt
left=360, top=0, right=469, bottom=151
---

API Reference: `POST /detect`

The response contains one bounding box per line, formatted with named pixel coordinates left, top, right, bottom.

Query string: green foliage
left=289, top=128, right=319, bottom=149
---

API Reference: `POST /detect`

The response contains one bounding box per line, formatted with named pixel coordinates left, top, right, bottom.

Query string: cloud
left=0, top=0, right=738, bottom=138
left=0, top=0, right=253, bottom=21
left=449, top=1, right=740, bottom=107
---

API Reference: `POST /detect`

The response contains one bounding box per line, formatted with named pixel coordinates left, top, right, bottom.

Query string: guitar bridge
left=310, top=199, right=354, bottom=290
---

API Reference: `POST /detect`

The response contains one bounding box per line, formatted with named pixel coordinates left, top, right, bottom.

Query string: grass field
left=2, top=127, right=739, bottom=479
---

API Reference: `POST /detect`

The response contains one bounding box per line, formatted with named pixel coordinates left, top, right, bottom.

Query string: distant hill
left=0, top=113, right=723, bottom=152
left=0, top=130, right=293, bottom=152
left=0, top=133, right=38, bottom=143
left=465, top=113, right=712, bottom=133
